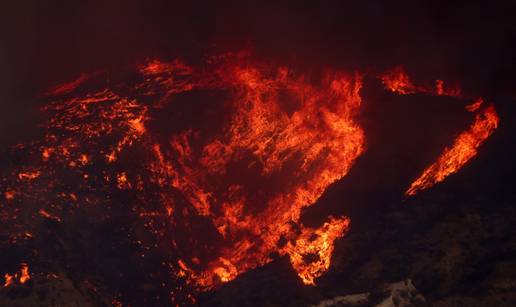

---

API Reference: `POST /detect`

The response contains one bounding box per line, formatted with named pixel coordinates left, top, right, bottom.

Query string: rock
left=313, top=293, right=370, bottom=307
left=375, top=279, right=426, bottom=307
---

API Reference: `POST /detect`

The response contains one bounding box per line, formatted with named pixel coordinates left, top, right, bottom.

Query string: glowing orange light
left=380, top=66, right=416, bottom=94
left=4, top=191, right=15, bottom=200
left=3, top=54, right=499, bottom=303
left=18, top=171, right=41, bottom=181
left=39, top=209, right=62, bottom=222
left=19, top=263, right=30, bottom=284
left=3, top=274, right=14, bottom=287
left=406, top=105, right=499, bottom=195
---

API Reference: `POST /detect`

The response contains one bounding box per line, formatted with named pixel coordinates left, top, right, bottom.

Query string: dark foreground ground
left=2, top=182, right=515, bottom=307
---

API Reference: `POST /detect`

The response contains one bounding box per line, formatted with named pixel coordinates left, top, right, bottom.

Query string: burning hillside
left=0, top=51, right=502, bottom=305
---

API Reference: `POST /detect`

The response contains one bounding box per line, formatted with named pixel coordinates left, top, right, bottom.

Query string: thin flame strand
left=406, top=105, right=499, bottom=195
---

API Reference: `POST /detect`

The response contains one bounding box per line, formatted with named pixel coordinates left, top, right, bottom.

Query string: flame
left=18, top=170, right=41, bottom=181
left=117, top=172, right=131, bottom=189
left=146, top=60, right=365, bottom=288
left=128, top=116, right=146, bottom=135
left=466, top=98, right=484, bottom=112
left=2, top=264, right=30, bottom=287
left=3, top=274, right=14, bottom=287
left=380, top=67, right=461, bottom=98
left=44, top=73, right=92, bottom=96
left=406, top=105, right=499, bottom=195
left=39, top=209, right=62, bottom=222
left=19, top=263, right=30, bottom=284
left=0, top=54, right=502, bottom=304
left=435, top=79, right=462, bottom=97
left=380, top=67, right=499, bottom=196
left=379, top=66, right=416, bottom=94
left=3, top=55, right=364, bottom=290
left=283, top=217, right=350, bottom=285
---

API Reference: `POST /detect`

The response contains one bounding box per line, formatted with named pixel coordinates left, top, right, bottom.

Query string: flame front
left=406, top=105, right=499, bottom=195
left=380, top=67, right=499, bottom=196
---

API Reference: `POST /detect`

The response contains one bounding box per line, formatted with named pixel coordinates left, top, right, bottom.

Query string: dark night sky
left=0, top=0, right=515, bottom=146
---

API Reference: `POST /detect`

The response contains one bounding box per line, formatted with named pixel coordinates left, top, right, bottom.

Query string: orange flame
left=283, top=217, right=350, bottom=285
left=39, top=209, right=62, bottom=222
left=406, top=105, right=499, bottom=195
left=144, top=60, right=364, bottom=288
left=18, top=170, right=41, bottom=181
left=380, top=67, right=499, bottom=196
left=2, top=263, right=30, bottom=287
left=3, top=274, right=14, bottom=287
left=380, top=68, right=461, bottom=98
left=465, top=98, right=484, bottom=113
left=19, top=263, right=30, bottom=284
left=0, top=55, right=501, bottom=304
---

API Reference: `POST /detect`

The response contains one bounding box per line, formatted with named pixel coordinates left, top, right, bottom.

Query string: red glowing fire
left=145, top=58, right=364, bottom=288
left=406, top=105, right=498, bottom=195
left=0, top=53, right=500, bottom=303
left=379, top=67, right=499, bottom=196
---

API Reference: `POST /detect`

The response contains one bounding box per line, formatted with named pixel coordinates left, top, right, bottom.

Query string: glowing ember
left=380, top=67, right=461, bottom=98
left=466, top=98, right=484, bottom=113
left=406, top=105, right=499, bottom=195
left=18, top=171, right=41, bottom=181
left=44, top=72, right=96, bottom=96
left=283, top=217, right=350, bottom=285
left=38, top=209, right=62, bottom=222
left=4, top=191, right=15, bottom=200
left=19, top=263, right=30, bottom=284
left=2, top=274, right=14, bottom=288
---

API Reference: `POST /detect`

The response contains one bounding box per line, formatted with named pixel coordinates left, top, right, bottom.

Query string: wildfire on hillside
left=0, top=53, right=500, bottom=305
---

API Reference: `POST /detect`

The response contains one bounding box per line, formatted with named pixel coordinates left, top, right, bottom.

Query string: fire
left=2, top=264, right=30, bottom=287
left=380, top=67, right=499, bottom=196
left=4, top=54, right=364, bottom=290
left=19, top=263, right=30, bottom=284
left=3, top=274, right=14, bottom=287
left=128, top=116, right=146, bottom=135
left=283, top=217, right=350, bottom=285
left=0, top=53, right=502, bottom=304
left=18, top=170, right=41, bottom=181
left=380, top=67, right=461, bottom=98
left=466, top=98, right=484, bottom=112
left=435, top=79, right=461, bottom=97
left=145, top=59, right=365, bottom=288
left=42, top=148, right=54, bottom=160
left=39, top=209, right=62, bottom=222
left=117, top=172, right=131, bottom=189
left=379, top=66, right=416, bottom=94
left=4, top=191, right=15, bottom=200
left=406, top=105, right=499, bottom=195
